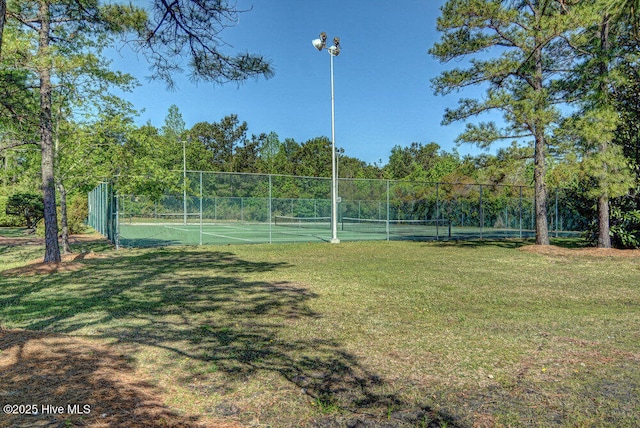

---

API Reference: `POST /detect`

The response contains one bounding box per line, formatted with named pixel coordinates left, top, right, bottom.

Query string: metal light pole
left=313, top=32, right=341, bottom=244
left=183, top=137, right=187, bottom=225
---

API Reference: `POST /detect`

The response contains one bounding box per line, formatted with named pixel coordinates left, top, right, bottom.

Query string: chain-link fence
left=87, top=182, right=118, bottom=245
left=88, top=172, right=584, bottom=247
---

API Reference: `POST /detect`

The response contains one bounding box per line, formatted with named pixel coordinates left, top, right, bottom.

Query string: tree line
left=430, top=0, right=640, bottom=247
left=1, top=1, right=640, bottom=262
left=0, top=0, right=272, bottom=262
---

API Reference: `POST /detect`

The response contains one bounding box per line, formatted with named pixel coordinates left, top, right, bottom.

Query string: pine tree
left=430, top=0, right=587, bottom=245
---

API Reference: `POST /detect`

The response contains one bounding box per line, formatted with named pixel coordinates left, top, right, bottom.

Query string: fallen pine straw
left=1, top=252, right=108, bottom=276
left=0, top=329, right=241, bottom=427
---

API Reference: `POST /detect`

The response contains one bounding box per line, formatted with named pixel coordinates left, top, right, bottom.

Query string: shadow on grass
left=429, top=236, right=588, bottom=250
left=0, top=247, right=461, bottom=427
left=118, top=238, right=186, bottom=248
left=549, top=237, right=591, bottom=249
left=429, top=238, right=531, bottom=250
left=0, top=329, right=208, bottom=427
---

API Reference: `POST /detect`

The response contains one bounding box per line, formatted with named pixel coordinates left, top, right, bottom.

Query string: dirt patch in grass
left=0, top=329, right=240, bottom=428
left=0, top=236, right=44, bottom=246
left=1, top=233, right=112, bottom=276
left=1, top=251, right=110, bottom=276
left=520, top=244, right=640, bottom=258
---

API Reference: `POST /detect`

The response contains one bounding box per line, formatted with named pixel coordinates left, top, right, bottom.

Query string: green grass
left=1, top=239, right=640, bottom=426
left=0, top=227, right=31, bottom=238
left=0, top=227, right=45, bottom=270
left=0, top=244, right=44, bottom=271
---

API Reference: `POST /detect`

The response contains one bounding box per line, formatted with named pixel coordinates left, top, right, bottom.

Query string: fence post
left=100, top=183, right=105, bottom=236
left=97, top=187, right=100, bottom=231
left=555, top=190, right=559, bottom=238
left=101, top=183, right=105, bottom=236
left=102, top=184, right=105, bottom=234
left=269, top=174, right=272, bottom=244
left=386, top=180, right=390, bottom=241
left=504, top=190, right=509, bottom=233
left=436, top=182, right=440, bottom=241
left=532, top=195, right=535, bottom=236
left=519, top=186, right=523, bottom=239
left=96, top=185, right=101, bottom=235
left=90, top=189, right=94, bottom=230
left=199, top=171, right=203, bottom=246
left=115, top=193, right=120, bottom=250
left=479, top=184, right=484, bottom=240
left=106, top=182, right=113, bottom=243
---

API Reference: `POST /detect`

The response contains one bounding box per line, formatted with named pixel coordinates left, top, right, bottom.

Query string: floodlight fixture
left=312, top=32, right=328, bottom=50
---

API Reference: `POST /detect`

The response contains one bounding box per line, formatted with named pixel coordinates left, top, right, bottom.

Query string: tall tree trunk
left=38, top=0, right=61, bottom=263
left=597, top=15, right=612, bottom=248
left=57, top=180, right=71, bottom=254
left=533, top=43, right=549, bottom=246
left=597, top=195, right=611, bottom=247
left=0, top=0, right=6, bottom=58
left=534, top=130, right=549, bottom=245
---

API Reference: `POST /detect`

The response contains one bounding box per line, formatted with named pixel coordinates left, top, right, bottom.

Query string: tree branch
left=0, top=139, right=39, bottom=151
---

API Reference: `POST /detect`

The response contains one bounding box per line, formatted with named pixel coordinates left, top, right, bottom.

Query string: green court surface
left=118, top=220, right=445, bottom=247
left=116, top=220, right=578, bottom=247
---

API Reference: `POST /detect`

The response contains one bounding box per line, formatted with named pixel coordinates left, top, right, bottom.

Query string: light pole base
left=330, top=238, right=341, bottom=244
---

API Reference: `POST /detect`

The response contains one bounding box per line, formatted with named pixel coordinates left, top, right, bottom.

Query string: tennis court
left=118, top=217, right=454, bottom=247
left=116, top=216, right=579, bottom=247
left=89, top=171, right=585, bottom=248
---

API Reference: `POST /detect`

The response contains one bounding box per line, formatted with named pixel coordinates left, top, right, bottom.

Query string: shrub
left=610, top=205, right=640, bottom=249
left=67, top=193, right=89, bottom=234
left=5, top=193, right=44, bottom=230
left=0, top=195, right=24, bottom=227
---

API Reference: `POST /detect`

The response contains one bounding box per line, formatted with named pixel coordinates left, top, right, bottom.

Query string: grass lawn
left=0, top=227, right=31, bottom=238
left=1, top=236, right=639, bottom=427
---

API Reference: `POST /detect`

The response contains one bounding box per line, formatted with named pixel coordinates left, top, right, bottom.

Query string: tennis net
left=341, top=217, right=451, bottom=238
left=274, top=215, right=331, bottom=229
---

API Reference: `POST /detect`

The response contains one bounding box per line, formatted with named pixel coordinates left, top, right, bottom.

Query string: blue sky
left=106, top=0, right=493, bottom=165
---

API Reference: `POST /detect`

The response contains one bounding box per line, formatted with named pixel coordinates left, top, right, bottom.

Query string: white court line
left=164, top=224, right=253, bottom=241
left=215, top=224, right=248, bottom=230
left=164, top=226, right=251, bottom=242
left=278, top=230, right=329, bottom=240
left=163, top=225, right=191, bottom=232
left=200, top=231, right=252, bottom=242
